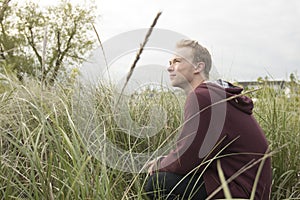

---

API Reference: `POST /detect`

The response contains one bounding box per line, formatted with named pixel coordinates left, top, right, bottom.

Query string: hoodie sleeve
left=157, top=90, right=213, bottom=174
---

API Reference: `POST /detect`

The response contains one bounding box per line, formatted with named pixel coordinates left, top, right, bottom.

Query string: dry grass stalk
left=92, top=23, right=110, bottom=82
left=118, top=11, right=162, bottom=99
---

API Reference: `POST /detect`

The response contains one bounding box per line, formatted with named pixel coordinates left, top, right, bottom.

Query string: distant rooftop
left=236, top=80, right=287, bottom=89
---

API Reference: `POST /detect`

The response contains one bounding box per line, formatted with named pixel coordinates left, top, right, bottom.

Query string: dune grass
left=0, top=73, right=299, bottom=199
left=249, top=82, right=300, bottom=199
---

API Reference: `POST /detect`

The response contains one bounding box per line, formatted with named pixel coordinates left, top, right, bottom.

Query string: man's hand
left=146, top=156, right=165, bottom=175
left=146, top=159, right=157, bottom=175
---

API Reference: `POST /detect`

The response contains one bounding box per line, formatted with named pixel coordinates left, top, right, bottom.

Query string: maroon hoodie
left=157, top=81, right=272, bottom=199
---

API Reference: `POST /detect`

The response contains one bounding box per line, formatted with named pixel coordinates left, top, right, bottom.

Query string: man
left=145, top=39, right=272, bottom=199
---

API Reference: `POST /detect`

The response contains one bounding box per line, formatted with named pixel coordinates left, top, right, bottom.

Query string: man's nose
left=167, top=64, right=174, bottom=72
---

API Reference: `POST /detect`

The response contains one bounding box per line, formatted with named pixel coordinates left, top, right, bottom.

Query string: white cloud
left=20, top=0, right=300, bottom=81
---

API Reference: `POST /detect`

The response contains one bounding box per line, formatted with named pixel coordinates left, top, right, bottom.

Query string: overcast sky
left=34, top=0, right=300, bottom=84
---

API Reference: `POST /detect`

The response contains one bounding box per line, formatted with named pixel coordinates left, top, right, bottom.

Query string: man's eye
left=169, top=59, right=181, bottom=65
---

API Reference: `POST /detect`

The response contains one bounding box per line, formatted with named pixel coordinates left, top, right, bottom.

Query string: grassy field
left=0, top=73, right=299, bottom=199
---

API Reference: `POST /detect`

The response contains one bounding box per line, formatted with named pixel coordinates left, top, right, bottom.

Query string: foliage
left=0, top=0, right=96, bottom=83
left=0, top=75, right=182, bottom=199
left=0, top=73, right=299, bottom=199
left=249, top=81, right=300, bottom=199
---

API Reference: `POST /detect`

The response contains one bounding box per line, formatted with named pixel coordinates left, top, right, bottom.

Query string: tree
left=0, top=0, right=12, bottom=61
left=1, top=1, right=20, bottom=76
left=1, top=0, right=97, bottom=84
left=289, top=72, right=297, bottom=84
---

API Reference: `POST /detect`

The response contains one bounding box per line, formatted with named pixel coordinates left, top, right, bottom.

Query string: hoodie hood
left=199, top=79, right=254, bottom=115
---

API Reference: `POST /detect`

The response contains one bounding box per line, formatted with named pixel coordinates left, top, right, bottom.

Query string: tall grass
left=0, top=73, right=299, bottom=199
left=0, top=74, right=182, bottom=199
left=249, top=82, right=300, bottom=199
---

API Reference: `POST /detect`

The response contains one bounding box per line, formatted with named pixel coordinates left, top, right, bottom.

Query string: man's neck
left=183, top=78, right=207, bottom=95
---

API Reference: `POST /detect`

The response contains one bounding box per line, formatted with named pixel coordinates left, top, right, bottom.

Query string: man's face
left=167, top=47, right=196, bottom=88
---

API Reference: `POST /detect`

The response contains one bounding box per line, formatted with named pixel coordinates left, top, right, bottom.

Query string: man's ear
left=194, top=62, right=205, bottom=74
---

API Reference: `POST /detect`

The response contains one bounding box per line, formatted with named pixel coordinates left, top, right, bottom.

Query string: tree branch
left=0, top=0, right=11, bottom=24
left=51, top=25, right=76, bottom=82
left=27, top=26, right=42, bottom=66
left=0, top=0, right=11, bottom=60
